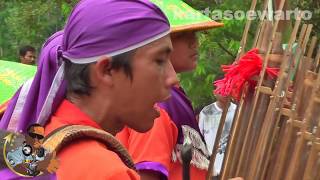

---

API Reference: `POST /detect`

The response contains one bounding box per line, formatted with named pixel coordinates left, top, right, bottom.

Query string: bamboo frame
left=269, top=23, right=315, bottom=180
left=235, top=0, right=287, bottom=178
left=258, top=16, right=302, bottom=180
left=220, top=84, right=253, bottom=180
left=215, top=1, right=320, bottom=180
left=285, top=70, right=320, bottom=180
left=206, top=100, right=231, bottom=179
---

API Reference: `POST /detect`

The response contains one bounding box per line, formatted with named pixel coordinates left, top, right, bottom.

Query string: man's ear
left=93, top=56, right=113, bottom=86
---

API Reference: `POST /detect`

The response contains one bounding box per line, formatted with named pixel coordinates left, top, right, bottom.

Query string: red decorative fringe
left=213, top=48, right=279, bottom=101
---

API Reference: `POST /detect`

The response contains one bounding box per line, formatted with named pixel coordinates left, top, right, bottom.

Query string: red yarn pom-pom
left=213, top=49, right=279, bottom=101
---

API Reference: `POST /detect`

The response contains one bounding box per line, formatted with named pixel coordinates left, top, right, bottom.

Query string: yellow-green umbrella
left=0, top=60, right=36, bottom=105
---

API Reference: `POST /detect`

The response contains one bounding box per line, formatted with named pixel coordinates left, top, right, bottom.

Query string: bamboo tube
left=253, top=0, right=272, bottom=48
left=298, top=24, right=308, bottom=46
left=290, top=24, right=313, bottom=118
left=220, top=85, right=254, bottom=180
left=255, top=21, right=267, bottom=49
left=206, top=100, right=231, bottom=180
left=235, top=0, right=259, bottom=60
left=221, top=84, right=253, bottom=180
left=314, top=47, right=320, bottom=72
left=305, top=36, right=318, bottom=70
left=307, top=36, right=317, bottom=58
left=303, top=141, right=320, bottom=180
left=296, top=71, right=317, bottom=118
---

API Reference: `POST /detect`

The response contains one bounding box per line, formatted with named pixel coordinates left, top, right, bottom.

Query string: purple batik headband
left=62, top=0, right=170, bottom=64
left=0, top=0, right=170, bottom=132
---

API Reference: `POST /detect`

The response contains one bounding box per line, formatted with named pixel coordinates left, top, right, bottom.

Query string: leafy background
left=0, top=0, right=319, bottom=109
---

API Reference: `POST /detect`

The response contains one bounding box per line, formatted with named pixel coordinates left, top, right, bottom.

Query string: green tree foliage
left=293, top=0, right=320, bottom=37
left=0, top=0, right=77, bottom=61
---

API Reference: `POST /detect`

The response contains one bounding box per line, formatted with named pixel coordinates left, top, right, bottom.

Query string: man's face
left=20, top=51, right=36, bottom=65
left=170, top=31, right=199, bottom=73
left=215, top=93, right=228, bottom=107
left=26, top=126, right=44, bottom=149
left=111, top=35, right=178, bottom=132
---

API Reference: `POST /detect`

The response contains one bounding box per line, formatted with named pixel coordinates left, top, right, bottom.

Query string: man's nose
left=165, top=61, right=178, bottom=87
left=189, top=34, right=199, bottom=49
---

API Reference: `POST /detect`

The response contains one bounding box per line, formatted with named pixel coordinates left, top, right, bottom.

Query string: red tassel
left=213, top=49, right=279, bottom=101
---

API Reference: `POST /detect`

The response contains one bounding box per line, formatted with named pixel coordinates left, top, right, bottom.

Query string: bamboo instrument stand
left=212, top=0, right=320, bottom=179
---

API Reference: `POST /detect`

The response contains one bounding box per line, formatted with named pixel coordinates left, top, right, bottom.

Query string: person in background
left=198, top=76, right=237, bottom=177
left=194, top=105, right=206, bottom=123
left=19, top=45, right=36, bottom=65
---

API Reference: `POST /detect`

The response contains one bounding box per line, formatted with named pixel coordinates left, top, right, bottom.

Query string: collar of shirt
left=52, top=99, right=102, bottom=130
left=213, top=102, right=237, bottom=113
left=213, top=102, right=223, bottom=113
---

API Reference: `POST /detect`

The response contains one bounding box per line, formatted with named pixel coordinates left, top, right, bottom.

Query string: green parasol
left=0, top=60, right=36, bottom=104
left=151, top=0, right=223, bottom=33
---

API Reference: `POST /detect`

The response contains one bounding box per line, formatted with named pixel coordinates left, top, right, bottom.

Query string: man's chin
left=134, top=109, right=160, bottom=133
left=135, top=123, right=154, bottom=133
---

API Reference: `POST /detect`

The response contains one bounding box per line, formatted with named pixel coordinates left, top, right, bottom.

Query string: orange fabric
left=116, top=108, right=207, bottom=180
left=0, top=100, right=9, bottom=115
left=117, top=108, right=178, bottom=172
left=45, top=100, right=140, bottom=180
left=169, top=161, right=207, bottom=180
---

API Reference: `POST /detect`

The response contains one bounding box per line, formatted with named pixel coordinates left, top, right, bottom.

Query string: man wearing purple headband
left=0, top=0, right=178, bottom=179
left=116, top=1, right=242, bottom=180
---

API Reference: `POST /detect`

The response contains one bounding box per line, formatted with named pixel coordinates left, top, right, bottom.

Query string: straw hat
left=151, top=0, right=223, bottom=33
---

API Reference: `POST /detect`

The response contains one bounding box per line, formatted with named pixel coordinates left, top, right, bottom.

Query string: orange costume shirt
left=117, top=100, right=209, bottom=180
left=45, top=100, right=140, bottom=180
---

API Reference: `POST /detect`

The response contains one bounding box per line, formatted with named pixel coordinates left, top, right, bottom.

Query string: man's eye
left=156, top=59, right=165, bottom=65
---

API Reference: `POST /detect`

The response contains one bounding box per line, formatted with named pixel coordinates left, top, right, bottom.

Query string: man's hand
left=37, top=151, right=59, bottom=173
left=139, top=170, right=162, bottom=180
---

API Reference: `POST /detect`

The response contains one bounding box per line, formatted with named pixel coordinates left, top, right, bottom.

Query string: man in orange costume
left=117, top=1, right=220, bottom=179
left=0, top=0, right=178, bottom=179
left=117, top=1, right=242, bottom=180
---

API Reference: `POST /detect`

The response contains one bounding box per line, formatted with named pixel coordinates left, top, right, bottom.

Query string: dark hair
left=19, top=45, right=35, bottom=57
left=27, top=124, right=43, bottom=133
left=194, top=105, right=206, bottom=116
left=64, top=50, right=135, bottom=96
